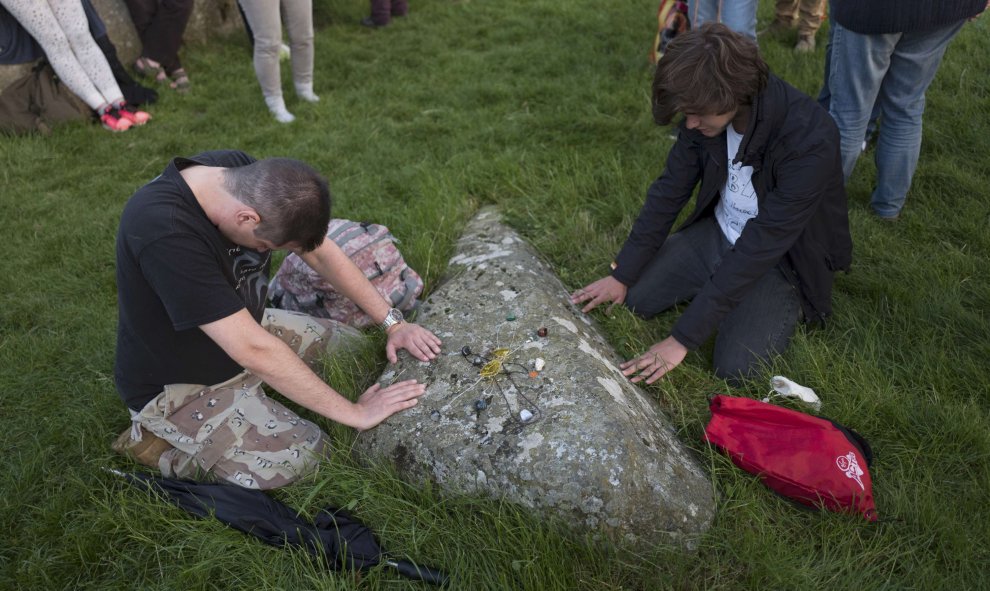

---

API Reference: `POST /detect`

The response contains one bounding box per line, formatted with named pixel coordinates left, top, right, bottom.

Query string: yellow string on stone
left=480, top=348, right=510, bottom=378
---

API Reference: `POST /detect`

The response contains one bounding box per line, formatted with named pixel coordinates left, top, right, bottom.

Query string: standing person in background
left=767, top=0, right=827, bottom=52
left=238, top=0, right=319, bottom=123
left=688, top=0, right=757, bottom=39
left=0, top=0, right=151, bottom=131
left=572, top=24, right=851, bottom=386
left=361, top=0, right=408, bottom=28
left=826, top=0, right=986, bottom=221
left=123, top=0, right=193, bottom=93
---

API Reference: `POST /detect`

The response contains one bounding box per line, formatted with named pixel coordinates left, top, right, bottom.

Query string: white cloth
left=715, top=124, right=757, bottom=245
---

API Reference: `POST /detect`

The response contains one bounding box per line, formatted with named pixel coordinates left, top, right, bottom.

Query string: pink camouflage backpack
left=268, top=220, right=424, bottom=328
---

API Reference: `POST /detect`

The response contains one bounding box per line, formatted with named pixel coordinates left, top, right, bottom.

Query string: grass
left=2, top=0, right=989, bottom=588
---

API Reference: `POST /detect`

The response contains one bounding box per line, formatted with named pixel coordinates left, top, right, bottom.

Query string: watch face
left=384, top=308, right=404, bottom=328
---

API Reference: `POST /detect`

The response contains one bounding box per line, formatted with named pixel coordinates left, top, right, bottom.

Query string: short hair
left=222, top=158, right=331, bottom=251
left=652, top=23, right=769, bottom=126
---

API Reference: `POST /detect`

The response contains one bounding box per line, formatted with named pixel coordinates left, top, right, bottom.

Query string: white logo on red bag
left=836, top=452, right=865, bottom=490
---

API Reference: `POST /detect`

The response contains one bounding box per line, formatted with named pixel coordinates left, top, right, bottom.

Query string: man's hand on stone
left=620, top=336, right=688, bottom=384
left=570, top=276, right=628, bottom=314
left=352, top=379, right=426, bottom=430
left=385, top=322, right=442, bottom=364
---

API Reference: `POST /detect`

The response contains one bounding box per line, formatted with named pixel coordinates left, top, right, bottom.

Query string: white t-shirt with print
left=715, top=124, right=757, bottom=245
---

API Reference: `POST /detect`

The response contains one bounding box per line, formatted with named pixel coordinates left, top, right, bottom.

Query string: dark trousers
left=370, top=0, right=409, bottom=25
left=123, top=0, right=194, bottom=73
left=625, top=217, right=801, bottom=383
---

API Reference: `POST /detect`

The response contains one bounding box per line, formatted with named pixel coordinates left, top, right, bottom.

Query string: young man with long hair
left=572, top=24, right=851, bottom=386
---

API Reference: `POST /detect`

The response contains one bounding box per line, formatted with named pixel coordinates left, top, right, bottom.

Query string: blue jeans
left=827, top=20, right=965, bottom=218
left=818, top=19, right=881, bottom=140
left=688, top=0, right=757, bottom=39
left=624, top=217, right=801, bottom=384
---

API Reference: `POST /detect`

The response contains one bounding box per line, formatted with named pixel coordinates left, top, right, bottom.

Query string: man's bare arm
left=200, top=309, right=424, bottom=430
left=298, top=240, right=441, bottom=362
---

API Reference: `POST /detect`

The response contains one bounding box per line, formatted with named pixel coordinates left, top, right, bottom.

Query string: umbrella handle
left=385, top=559, right=449, bottom=586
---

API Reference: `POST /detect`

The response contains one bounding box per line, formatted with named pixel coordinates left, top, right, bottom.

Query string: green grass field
left=2, top=1, right=988, bottom=589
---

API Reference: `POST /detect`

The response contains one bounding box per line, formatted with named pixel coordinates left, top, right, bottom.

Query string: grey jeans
left=625, top=217, right=801, bottom=383
left=238, top=0, right=314, bottom=99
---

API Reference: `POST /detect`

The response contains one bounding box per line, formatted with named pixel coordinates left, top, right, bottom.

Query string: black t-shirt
left=114, top=150, right=271, bottom=410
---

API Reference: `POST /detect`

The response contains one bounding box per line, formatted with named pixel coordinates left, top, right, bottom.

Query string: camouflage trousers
left=775, top=0, right=827, bottom=36
left=130, top=308, right=364, bottom=490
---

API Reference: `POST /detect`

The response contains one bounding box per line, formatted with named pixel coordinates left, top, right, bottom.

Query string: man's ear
left=234, top=208, right=261, bottom=228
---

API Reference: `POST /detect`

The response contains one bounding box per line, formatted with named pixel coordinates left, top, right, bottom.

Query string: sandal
left=133, top=57, right=168, bottom=84
left=169, top=68, right=190, bottom=94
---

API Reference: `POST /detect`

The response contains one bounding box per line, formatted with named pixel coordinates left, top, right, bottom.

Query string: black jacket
left=612, top=74, right=852, bottom=351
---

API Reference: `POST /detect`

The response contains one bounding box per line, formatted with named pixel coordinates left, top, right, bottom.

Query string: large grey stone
left=354, top=208, right=715, bottom=545
left=0, top=0, right=244, bottom=91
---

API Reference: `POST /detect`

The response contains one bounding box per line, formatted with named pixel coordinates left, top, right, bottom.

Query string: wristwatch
left=380, top=307, right=404, bottom=331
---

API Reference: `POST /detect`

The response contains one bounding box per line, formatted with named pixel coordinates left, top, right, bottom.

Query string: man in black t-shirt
left=114, top=150, right=441, bottom=489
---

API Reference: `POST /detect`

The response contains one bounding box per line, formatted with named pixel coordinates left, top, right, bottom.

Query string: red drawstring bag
left=703, top=395, right=877, bottom=521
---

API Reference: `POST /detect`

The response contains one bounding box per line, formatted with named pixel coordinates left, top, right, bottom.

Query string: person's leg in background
left=48, top=0, right=126, bottom=105
left=281, top=0, right=319, bottom=103
left=818, top=15, right=881, bottom=146
left=125, top=0, right=193, bottom=90
left=1, top=0, right=107, bottom=109
left=869, top=20, right=965, bottom=219
left=770, top=0, right=799, bottom=33
left=718, top=0, right=758, bottom=39
left=367, top=0, right=392, bottom=26
left=238, top=0, right=294, bottom=122
left=826, top=22, right=892, bottom=185
left=689, top=0, right=757, bottom=39
left=794, top=0, right=827, bottom=52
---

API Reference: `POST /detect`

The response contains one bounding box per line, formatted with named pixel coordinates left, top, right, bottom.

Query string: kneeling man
left=572, top=24, right=851, bottom=385
left=114, top=150, right=442, bottom=489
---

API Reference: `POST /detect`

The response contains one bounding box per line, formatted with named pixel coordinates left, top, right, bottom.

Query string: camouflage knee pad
left=136, top=372, right=327, bottom=490
left=261, top=307, right=365, bottom=367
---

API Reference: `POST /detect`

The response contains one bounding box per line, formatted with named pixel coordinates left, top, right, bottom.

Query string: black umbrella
left=110, top=469, right=447, bottom=586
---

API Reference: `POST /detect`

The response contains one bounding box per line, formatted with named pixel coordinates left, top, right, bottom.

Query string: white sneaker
left=295, top=82, right=320, bottom=103
left=265, top=95, right=295, bottom=123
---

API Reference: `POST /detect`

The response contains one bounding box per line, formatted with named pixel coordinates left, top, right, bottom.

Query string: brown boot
left=112, top=425, right=173, bottom=469
left=794, top=34, right=816, bottom=52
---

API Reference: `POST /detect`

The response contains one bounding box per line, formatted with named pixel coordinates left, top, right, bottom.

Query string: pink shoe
left=117, top=102, right=151, bottom=126
left=100, top=108, right=133, bottom=132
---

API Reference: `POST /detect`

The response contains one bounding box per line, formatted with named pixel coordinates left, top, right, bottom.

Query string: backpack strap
left=326, top=220, right=365, bottom=243
left=390, top=267, right=422, bottom=309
